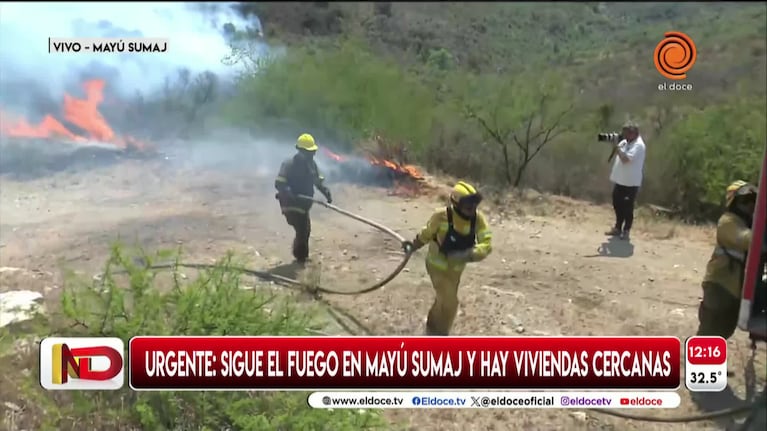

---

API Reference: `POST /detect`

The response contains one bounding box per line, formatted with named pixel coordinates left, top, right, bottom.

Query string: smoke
left=0, top=1, right=259, bottom=109
left=0, top=2, right=367, bottom=184
left=0, top=2, right=284, bottom=175
left=159, top=128, right=301, bottom=177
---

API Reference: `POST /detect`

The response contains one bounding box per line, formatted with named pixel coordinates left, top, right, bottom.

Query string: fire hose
left=104, top=195, right=767, bottom=426
left=589, top=382, right=766, bottom=425
left=136, top=195, right=412, bottom=296
left=107, top=194, right=413, bottom=335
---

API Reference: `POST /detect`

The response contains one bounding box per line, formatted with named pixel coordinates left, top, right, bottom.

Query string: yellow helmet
left=450, top=181, right=482, bottom=207
left=725, top=180, right=757, bottom=207
left=296, top=133, right=318, bottom=151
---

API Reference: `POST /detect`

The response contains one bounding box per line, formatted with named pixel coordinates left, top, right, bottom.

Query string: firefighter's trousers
left=425, top=261, right=463, bottom=336
left=284, top=211, right=311, bottom=262
left=696, top=281, right=740, bottom=340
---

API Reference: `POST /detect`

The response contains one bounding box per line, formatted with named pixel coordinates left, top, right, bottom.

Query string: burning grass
left=0, top=79, right=162, bottom=179
left=0, top=78, right=431, bottom=197
left=320, top=136, right=429, bottom=198
left=0, top=79, right=147, bottom=152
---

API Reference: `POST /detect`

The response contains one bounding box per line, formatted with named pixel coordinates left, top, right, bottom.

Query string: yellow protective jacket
left=414, top=207, right=492, bottom=272
left=703, top=211, right=753, bottom=298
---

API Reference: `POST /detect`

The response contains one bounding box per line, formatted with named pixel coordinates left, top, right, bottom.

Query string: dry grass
left=412, top=177, right=719, bottom=246
left=2, top=160, right=758, bottom=431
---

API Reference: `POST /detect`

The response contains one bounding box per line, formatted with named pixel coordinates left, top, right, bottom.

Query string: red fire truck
left=738, top=146, right=767, bottom=344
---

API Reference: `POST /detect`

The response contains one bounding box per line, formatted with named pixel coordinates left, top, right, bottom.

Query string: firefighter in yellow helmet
left=274, top=133, right=332, bottom=264
left=696, top=180, right=759, bottom=339
left=402, top=181, right=493, bottom=335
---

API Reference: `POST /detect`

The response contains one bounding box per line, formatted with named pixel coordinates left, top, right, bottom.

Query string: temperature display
left=685, top=336, right=727, bottom=392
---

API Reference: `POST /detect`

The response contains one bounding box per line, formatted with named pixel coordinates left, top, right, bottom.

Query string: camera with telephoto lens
left=597, top=132, right=623, bottom=142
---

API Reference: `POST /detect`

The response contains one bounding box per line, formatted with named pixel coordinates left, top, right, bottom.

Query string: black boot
left=292, top=236, right=309, bottom=264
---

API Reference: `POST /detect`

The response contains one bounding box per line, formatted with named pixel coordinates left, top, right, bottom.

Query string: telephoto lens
left=597, top=132, right=622, bottom=142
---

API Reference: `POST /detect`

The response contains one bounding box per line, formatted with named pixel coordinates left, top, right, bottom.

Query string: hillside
left=241, top=2, right=766, bottom=92
left=227, top=2, right=766, bottom=220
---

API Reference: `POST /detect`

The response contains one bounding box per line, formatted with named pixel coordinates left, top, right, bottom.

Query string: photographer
left=605, top=121, right=646, bottom=240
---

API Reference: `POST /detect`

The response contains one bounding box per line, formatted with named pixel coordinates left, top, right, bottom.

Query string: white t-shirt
left=609, top=136, right=646, bottom=187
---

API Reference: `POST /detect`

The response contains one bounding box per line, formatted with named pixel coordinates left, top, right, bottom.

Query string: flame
left=0, top=79, right=146, bottom=150
left=321, top=147, right=346, bottom=162
left=369, top=156, right=424, bottom=180
left=321, top=146, right=424, bottom=180
left=319, top=146, right=426, bottom=197
left=0, top=111, right=86, bottom=143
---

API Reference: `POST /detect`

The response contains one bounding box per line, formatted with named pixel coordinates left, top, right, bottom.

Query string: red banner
left=128, top=336, right=681, bottom=390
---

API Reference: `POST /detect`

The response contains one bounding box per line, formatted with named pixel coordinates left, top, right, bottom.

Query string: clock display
left=685, top=336, right=727, bottom=392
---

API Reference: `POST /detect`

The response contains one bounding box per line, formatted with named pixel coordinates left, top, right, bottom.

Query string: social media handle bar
left=308, top=392, right=681, bottom=409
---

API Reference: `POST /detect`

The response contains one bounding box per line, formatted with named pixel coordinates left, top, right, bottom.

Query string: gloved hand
left=321, top=187, right=332, bottom=204
left=446, top=249, right=474, bottom=262
left=402, top=240, right=415, bottom=254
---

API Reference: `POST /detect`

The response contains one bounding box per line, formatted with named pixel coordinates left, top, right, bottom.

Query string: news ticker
left=48, top=37, right=168, bottom=54
left=307, top=391, right=681, bottom=409
left=39, top=336, right=726, bottom=392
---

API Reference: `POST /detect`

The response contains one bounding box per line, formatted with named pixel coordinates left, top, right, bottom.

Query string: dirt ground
left=1, top=157, right=765, bottom=431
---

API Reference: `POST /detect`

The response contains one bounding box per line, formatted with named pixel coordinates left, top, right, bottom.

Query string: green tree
left=459, top=72, right=575, bottom=187
left=223, top=38, right=436, bottom=154
left=664, top=95, right=765, bottom=215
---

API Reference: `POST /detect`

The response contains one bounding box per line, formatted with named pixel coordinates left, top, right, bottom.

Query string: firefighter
left=402, top=181, right=493, bottom=335
left=274, top=133, right=332, bottom=264
left=696, top=180, right=758, bottom=339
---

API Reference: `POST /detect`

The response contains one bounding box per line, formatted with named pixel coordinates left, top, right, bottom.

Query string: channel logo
left=653, top=31, right=697, bottom=80
left=39, top=337, right=124, bottom=390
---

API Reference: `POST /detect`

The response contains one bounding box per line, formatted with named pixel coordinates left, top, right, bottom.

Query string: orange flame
left=369, top=156, right=424, bottom=180
left=320, top=146, right=426, bottom=197
left=0, top=79, right=146, bottom=150
left=321, top=147, right=346, bottom=162
left=321, top=147, right=424, bottom=180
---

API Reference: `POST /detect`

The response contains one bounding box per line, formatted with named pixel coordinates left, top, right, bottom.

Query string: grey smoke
left=0, top=2, right=363, bottom=183
left=0, top=1, right=258, bottom=107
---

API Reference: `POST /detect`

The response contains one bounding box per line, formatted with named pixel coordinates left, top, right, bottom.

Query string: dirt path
left=1, top=160, right=764, bottom=430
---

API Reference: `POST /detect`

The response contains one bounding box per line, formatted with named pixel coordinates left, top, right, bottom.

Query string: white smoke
left=0, top=1, right=260, bottom=103
left=0, top=2, right=348, bottom=182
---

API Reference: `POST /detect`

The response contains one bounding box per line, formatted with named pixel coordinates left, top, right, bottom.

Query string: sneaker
left=620, top=230, right=630, bottom=240
left=605, top=227, right=621, bottom=236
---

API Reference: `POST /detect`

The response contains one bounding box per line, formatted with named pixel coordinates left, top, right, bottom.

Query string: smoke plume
left=0, top=1, right=257, bottom=105
left=0, top=2, right=292, bottom=176
left=0, top=2, right=403, bottom=188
